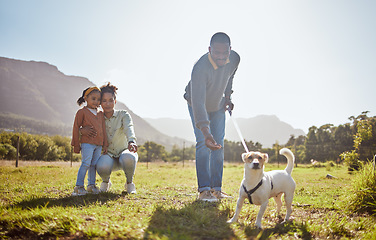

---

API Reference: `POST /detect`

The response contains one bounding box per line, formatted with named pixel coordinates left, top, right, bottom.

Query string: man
left=184, top=32, right=240, bottom=202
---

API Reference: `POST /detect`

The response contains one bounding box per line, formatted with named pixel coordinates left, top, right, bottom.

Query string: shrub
left=326, top=161, right=336, bottom=171
left=346, top=161, right=376, bottom=215
left=0, top=143, right=17, bottom=159
left=340, top=150, right=360, bottom=171
left=0, top=132, right=73, bottom=161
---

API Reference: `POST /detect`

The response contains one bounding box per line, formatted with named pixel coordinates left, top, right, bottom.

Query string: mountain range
left=0, top=57, right=305, bottom=149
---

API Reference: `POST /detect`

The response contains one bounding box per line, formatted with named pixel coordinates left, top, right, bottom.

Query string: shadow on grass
left=7, top=192, right=124, bottom=209
left=144, top=200, right=235, bottom=239
left=243, top=220, right=312, bottom=240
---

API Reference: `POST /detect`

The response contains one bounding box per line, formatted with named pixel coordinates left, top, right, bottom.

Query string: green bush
left=326, top=161, right=336, bottom=171
left=0, top=131, right=74, bottom=161
left=0, top=143, right=17, bottom=159
left=340, top=150, right=360, bottom=171
left=346, top=161, right=376, bottom=215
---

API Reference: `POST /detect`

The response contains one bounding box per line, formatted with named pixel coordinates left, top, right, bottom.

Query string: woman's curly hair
left=100, top=82, right=118, bottom=99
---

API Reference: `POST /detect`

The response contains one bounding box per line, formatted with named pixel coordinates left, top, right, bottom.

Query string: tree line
left=0, top=132, right=75, bottom=161
left=223, top=111, right=376, bottom=166
left=1, top=112, right=375, bottom=169
left=0, top=131, right=197, bottom=163
left=304, top=112, right=375, bottom=166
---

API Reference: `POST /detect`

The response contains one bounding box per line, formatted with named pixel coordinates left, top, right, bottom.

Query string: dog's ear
left=241, top=153, right=248, bottom=162
left=263, top=153, right=269, bottom=163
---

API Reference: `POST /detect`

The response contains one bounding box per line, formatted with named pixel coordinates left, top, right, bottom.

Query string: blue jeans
left=75, top=143, right=102, bottom=187
left=188, top=105, right=225, bottom=192
left=96, top=150, right=138, bottom=184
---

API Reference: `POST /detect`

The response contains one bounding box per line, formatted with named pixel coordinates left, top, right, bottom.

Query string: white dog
left=228, top=148, right=296, bottom=228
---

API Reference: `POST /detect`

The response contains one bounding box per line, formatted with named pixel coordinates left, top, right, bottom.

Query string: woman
left=81, top=83, right=138, bottom=194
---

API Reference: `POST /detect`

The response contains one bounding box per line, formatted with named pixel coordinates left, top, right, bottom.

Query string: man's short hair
left=210, top=32, right=231, bottom=46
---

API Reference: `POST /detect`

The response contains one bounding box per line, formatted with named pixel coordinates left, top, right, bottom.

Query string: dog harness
left=243, top=180, right=273, bottom=204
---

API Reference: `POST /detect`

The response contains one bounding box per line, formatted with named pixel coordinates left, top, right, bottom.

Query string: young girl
left=71, top=86, right=108, bottom=196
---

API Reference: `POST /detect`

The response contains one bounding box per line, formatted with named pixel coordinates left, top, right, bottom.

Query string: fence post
left=294, top=143, right=298, bottom=168
left=182, top=141, right=185, bottom=168
left=275, top=145, right=279, bottom=168
left=146, top=142, right=149, bottom=169
left=70, top=146, right=73, bottom=167
left=16, top=135, right=20, bottom=167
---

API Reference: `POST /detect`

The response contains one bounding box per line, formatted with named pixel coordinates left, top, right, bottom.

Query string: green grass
left=0, top=161, right=375, bottom=239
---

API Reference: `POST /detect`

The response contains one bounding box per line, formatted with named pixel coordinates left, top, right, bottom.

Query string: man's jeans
left=188, top=105, right=225, bottom=193
left=76, top=143, right=102, bottom=187
left=96, top=150, right=138, bottom=184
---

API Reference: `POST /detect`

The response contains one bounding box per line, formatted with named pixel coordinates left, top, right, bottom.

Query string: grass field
left=1, top=160, right=375, bottom=239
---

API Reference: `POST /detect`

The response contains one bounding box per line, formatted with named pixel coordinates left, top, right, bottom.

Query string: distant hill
left=145, top=115, right=305, bottom=148
left=0, top=57, right=190, bottom=150
left=225, top=115, right=305, bottom=147
left=144, top=118, right=196, bottom=144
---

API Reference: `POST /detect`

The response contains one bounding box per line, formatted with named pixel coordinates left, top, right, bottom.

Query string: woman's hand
left=128, top=142, right=138, bottom=153
left=80, top=126, right=97, bottom=138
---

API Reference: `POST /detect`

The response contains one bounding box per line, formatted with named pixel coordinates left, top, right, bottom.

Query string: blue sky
left=1, top=0, right=375, bottom=132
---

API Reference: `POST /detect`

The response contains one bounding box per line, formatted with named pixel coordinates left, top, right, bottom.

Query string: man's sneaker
left=126, top=182, right=136, bottom=194
left=198, top=190, right=219, bottom=202
left=72, top=186, right=87, bottom=196
left=212, top=190, right=232, bottom=199
left=87, top=185, right=100, bottom=194
left=100, top=180, right=112, bottom=192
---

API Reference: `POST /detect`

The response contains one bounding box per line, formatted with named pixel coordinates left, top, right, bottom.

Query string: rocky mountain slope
left=0, top=57, right=190, bottom=149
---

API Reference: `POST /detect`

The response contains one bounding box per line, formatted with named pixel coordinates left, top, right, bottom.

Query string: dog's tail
left=280, top=148, right=295, bottom=175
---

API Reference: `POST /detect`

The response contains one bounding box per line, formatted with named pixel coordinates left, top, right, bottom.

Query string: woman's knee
left=96, top=155, right=114, bottom=174
left=119, top=152, right=138, bottom=167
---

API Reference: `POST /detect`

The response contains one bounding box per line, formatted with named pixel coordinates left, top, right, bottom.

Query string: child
left=71, top=86, right=108, bottom=196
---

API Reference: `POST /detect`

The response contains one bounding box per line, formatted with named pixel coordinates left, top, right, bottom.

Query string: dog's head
left=242, top=151, right=268, bottom=170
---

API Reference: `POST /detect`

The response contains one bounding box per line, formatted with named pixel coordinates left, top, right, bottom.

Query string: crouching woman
left=81, top=83, right=138, bottom=194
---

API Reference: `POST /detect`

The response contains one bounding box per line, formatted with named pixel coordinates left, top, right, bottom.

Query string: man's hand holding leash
left=224, top=97, right=234, bottom=113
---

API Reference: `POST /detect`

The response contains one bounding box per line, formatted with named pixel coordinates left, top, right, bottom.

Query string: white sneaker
left=100, top=180, right=112, bottom=192
left=126, top=182, right=136, bottom=194
left=72, top=186, right=87, bottom=196
left=87, top=185, right=100, bottom=194
left=212, top=190, right=232, bottom=199
left=198, top=190, right=218, bottom=202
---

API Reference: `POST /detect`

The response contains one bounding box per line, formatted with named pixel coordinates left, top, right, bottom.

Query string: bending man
left=184, top=32, right=240, bottom=202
